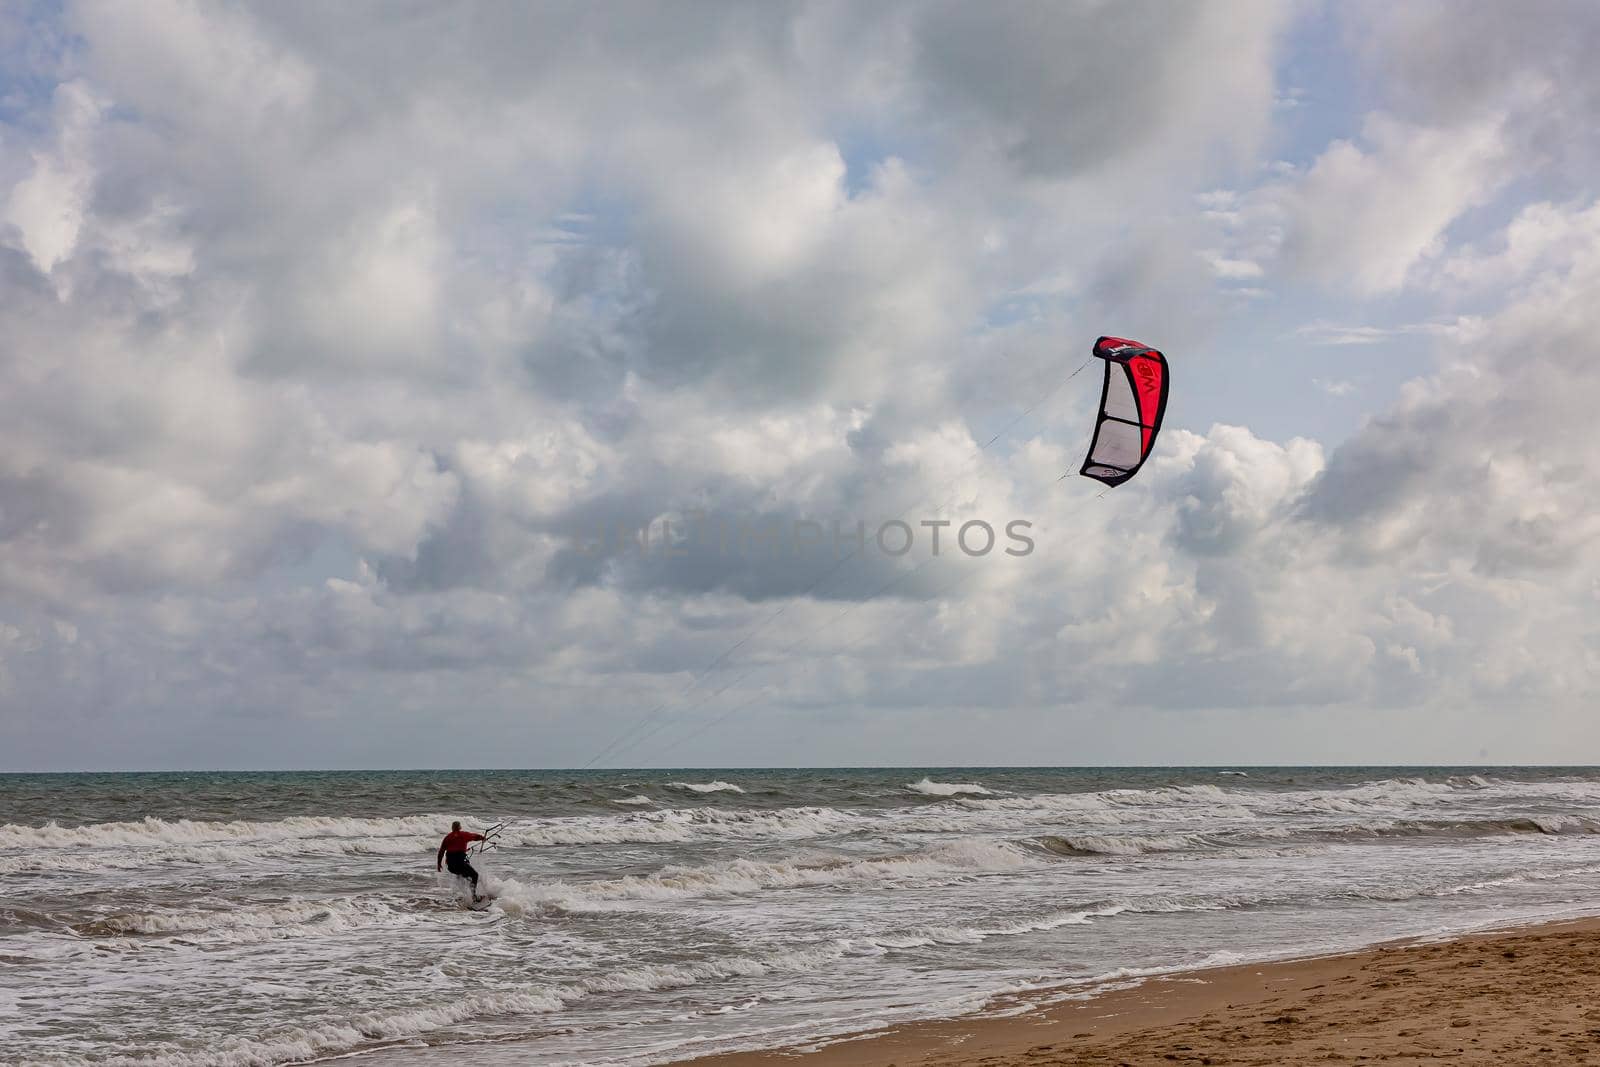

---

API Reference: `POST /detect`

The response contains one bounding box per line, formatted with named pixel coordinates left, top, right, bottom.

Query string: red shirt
left=440, top=830, right=483, bottom=854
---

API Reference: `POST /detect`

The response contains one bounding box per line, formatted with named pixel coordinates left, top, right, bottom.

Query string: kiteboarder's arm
left=436, top=839, right=447, bottom=871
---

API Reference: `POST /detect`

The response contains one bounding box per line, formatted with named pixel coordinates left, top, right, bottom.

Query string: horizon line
left=4, top=762, right=1596, bottom=775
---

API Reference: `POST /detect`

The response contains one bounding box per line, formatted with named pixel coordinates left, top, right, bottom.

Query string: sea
left=7, top=767, right=1600, bottom=1066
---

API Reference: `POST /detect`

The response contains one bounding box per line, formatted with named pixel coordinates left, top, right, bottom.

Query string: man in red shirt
left=436, top=821, right=486, bottom=901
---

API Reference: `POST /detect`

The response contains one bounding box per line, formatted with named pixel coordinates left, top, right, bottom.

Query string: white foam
left=906, top=777, right=994, bottom=796
left=1038, top=831, right=1210, bottom=856
left=0, top=806, right=866, bottom=874
left=11, top=772, right=1596, bottom=880
left=491, top=804, right=869, bottom=848
left=74, top=897, right=423, bottom=947
left=0, top=813, right=453, bottom=850
left=71, top=942, right=849, bottom=1067
left=490, top=838, right=1036, bottom=912
left=666, top=780, right=745, bottom=794
left=847, top=903, right=1132, bottom=953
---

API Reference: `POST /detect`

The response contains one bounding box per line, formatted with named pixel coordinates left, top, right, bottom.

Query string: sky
left=3, top=0, right=1600, bottom=771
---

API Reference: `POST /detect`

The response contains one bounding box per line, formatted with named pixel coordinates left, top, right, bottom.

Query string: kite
left=1079, top=335, right=1169, bottom=487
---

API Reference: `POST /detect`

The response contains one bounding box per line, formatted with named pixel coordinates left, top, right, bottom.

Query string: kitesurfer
left=436, top=821, right=485, bottom=901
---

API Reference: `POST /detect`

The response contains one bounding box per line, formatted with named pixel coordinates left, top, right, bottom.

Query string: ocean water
left=7, top=767, right=1600, bottom=1066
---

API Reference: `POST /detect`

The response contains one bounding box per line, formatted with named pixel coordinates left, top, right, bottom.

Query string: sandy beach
left=681, top=917, right=1600, bottom=1067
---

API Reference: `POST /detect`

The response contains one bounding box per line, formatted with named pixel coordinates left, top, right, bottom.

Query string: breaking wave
left=490, top=838, right=1036, bottom=912
left=71, top=897, right=423, bottom=947
left=10, top=776, right=1600, bottom=879
left=73, top=942, right=849, bottom=1067
left=906, top=777, right=994, bottom=796
left=1027, top=815, right=1600, bottom=857
left=0, top=813, right=452, bottom=850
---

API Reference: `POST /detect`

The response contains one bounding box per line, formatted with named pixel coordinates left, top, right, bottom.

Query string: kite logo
left=1129, top=360, right=1162, bottom=406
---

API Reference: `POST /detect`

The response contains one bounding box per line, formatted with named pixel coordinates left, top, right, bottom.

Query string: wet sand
left=678, top=917, right=1600, bottom=1067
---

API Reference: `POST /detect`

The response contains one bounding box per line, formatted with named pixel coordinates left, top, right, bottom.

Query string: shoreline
left=672, top=915, right=1600, bottom=1066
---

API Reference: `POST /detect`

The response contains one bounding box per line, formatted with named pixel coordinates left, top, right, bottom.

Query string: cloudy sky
left=3, top=1, right=1599, bottom=771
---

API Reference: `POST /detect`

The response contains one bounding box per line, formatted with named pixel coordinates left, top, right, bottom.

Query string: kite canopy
left=1079, top=335, right=1169, bottom=487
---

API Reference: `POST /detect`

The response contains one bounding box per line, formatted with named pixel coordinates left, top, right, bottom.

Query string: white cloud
left=4, top=1, right=1600, bottom=768
left=1278, top=112, right=1512, bottom=295
left=3, top=81, right=102, bottom=275
left=1436, top=199, right=1600, bottom=293
left=1295, top=317, right=1486, bottom=346
left=1204, top=252, right=1264, bottom=280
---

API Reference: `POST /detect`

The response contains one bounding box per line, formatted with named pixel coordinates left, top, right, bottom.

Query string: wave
left=83, top=885, right=1291, bottom=1059
left=845, top=903, right=1130, bottom=953
left=1033, top=832, right=1212, bottom=857
left=0, top=906, right=62, bottom=934
left=1028, top=814, right=1600, bottom=858
left=0, top=813, right=454, bottom=850
left=489, top=838, right=1036, bottom=912
left=497, top=805, right=867, bottom=848
left=0, top=838, right=435, bottom=877
left=1326, top=815, right=1600, bottom=839
left=33, top=860, right=1600, bottom=1067
left=951, top=786, right=1251, bottom=822
left=75, top=941, right=850, bottom=1067
left=70, top=897, right=424, bottom=947
left=0, top=806, right=865, bottom=869
left=959, top=777, right=1600, bottom=827
left=9, top=774, right=1600, bottom=877
left=842, top=887, right=1335, bottom=956
left=667, top=780, right=745, bottom=794
left=906, top=777, right=994, bottom=796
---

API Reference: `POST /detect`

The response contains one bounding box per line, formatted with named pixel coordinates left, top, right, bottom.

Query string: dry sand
left=678, top=917, right=1600, bottom=1067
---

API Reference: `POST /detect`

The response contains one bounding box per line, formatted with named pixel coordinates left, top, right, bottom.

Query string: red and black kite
left=1079, top=335, right=1169, bottom=487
